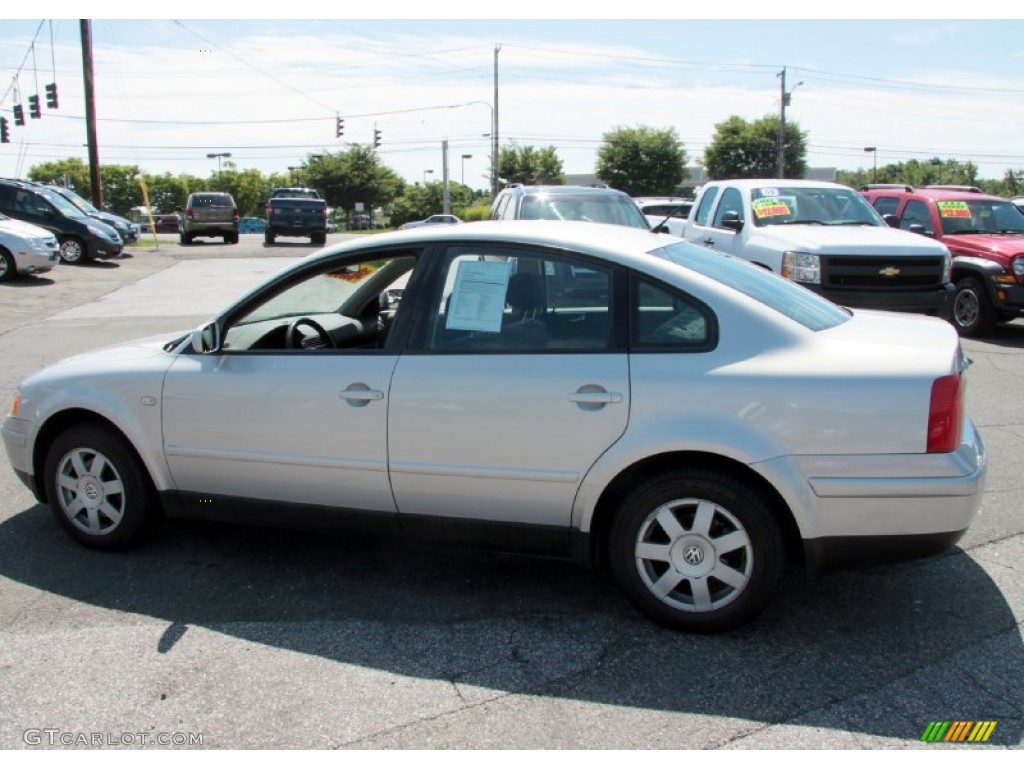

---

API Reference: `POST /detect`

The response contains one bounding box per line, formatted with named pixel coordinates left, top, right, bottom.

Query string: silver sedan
left=1, top=221, right=986, bottom=632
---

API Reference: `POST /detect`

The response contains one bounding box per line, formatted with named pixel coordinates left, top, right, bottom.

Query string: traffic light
left=28, top=94, right=40, bottom=119
left=0, top=117, right=9, bottom=144
left=336, top=116, right=344, bottom=138
left=13, top=104, right=24, bottom=126
left=373, top=129, right=381, bottom=149
left=45, top=82, right=58, bottom=109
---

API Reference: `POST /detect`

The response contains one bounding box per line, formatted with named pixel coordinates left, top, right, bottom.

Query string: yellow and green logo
left=921, top=721, right=997, bottom=743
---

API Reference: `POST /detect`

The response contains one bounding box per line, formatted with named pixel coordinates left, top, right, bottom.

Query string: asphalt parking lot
left=0, top=237, right=1021, bottom=749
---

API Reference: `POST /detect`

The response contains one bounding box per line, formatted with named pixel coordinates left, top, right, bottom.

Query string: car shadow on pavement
left=0, top=275, right=56, bottom=288
left=67, top=260, right=120, bottom=270
left=965, top=322, right=1024, bottom=350
left=0, top=504, right=1019, bottom=746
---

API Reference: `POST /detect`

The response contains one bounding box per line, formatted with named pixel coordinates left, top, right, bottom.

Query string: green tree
left=595, top=126, right=687, bottom=196
left=837, top=157, right=981, bottom=191
left=303, top=146, right=403, bottom=217
left=389, top=181, right=475, bottom=227
left=27, top=158, right=91, bottom=191
left=704, top=115, right=807, bottom=180
left=498, top=144, right=564, bottom=185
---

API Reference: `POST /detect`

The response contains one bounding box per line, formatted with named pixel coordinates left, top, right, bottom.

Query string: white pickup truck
left=683, top=179, right=954, bottom=317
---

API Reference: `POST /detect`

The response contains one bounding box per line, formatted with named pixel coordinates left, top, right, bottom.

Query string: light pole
left=460, top=154, right=472, bottom=186
left=423, top=169, right=434, bottom=185
left=462, top=101, right=496, bottom=197
left=206, top=152, right=231, bottom=185
left=777, top=68, right=803, bottom=178
left=864, top=147, right=877, bottom=184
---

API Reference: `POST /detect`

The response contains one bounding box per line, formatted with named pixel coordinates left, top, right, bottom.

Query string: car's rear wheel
left=312, top=233, right=326, bottom=246
left=59, top=236, right=87, bottom=264
left=179, top=231, right=192, bottom=245
left=43, top=424, right=159, bottom=550
left=952, top=276, right=995, bottom=337
left=226, top=233, right=239, bottom=244
left=264, top=230, right=275, bottom=245
left=0, top=248, right=14, bottom=282
left=609, top=469, right=784, bottom=633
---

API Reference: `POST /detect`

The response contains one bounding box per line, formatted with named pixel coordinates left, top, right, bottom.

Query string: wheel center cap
left=78, top=476, right=103, bottom=508
left=670, top=536, right=714, bottom=577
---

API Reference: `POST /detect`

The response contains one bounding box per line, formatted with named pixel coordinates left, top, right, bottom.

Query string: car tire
left=264, top=231, right=275, bottom=246
left=180, top=232, right=192, bottom=245
left=952, top=276, right=995, bottom=337
left=0, top=248, right=14, bottom=282
left=226, top=233, right=239, bottom=244
left=43, top=424, right=160, bottom=551
left=59, top=236, right=88, bottom=264
left=608, top=468, right=784, bottom=633
left=312, top=233, right=326, bottom=246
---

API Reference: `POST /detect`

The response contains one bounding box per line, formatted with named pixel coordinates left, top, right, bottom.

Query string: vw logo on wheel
left=683, top=545, right=705, bottom=566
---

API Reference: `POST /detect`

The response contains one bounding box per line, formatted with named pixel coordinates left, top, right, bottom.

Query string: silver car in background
left=1, top=222, right=986, bottom=632
left=0, top=211, right=60, bottom=281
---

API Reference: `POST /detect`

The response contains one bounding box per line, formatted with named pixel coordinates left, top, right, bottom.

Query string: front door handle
left=702, top=237, right=715, bottom=246
left=339, top=383, right=384, bottom=405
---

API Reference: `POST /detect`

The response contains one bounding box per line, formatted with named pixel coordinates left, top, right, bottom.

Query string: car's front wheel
left=43, top=424, right=159, bottom=550
left=59, top=236, right=88, bottom=264
left=609, top=469, right=784, bottom=633
left=952, top=276, right=995, bottom=337
left=0, top=248, right=14, bottom=282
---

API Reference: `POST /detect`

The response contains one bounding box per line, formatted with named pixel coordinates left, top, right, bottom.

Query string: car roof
left=503, top=185, right=630, bottom=197
left=911, top=188, right=1005, bottom=203
left=707, top=179, right=853, bottom=191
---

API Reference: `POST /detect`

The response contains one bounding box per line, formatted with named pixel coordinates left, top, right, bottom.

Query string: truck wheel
left=312, top=233, right=326, bottom=246
left=264, top=230, right=275, bottom=246
left=952, top=276, right=995, bottom=337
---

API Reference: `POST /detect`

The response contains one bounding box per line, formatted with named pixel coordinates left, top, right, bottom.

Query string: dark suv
left=490, top=184, right=650, bottom=229
left=862, top=184, right=1024, bottom=336
left=180, top=191, right=239, bottom=244
left=44, top=184, right=139, bottom=245
left=0, top=178, right=123, bottom=263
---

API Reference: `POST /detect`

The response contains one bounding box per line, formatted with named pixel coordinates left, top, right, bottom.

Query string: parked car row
left=0, top=177, right=125, bottom=266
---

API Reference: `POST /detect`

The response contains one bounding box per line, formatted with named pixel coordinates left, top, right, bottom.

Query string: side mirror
left=907, top=223, right=929, bottom=237
left=190, top=321, right=221, bottom=354
left=656, top=224, right=670, bottom=234
left=720, top=210, right=744, bottom=232
left=882, top=214, right=900, bottom=228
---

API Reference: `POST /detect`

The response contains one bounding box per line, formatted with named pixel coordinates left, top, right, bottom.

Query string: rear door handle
left=702, top=238, right=715, bottom=246
left=568, top=387, right=623, bottom=406
left=339, top=383, right=384, bottom=404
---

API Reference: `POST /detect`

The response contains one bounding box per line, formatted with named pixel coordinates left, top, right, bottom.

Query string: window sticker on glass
left=326, top=264, right=377, bottom=282
left=938, top=201, right=971, bottom=218
left=758, top=187, right=780, bottom=197
left=752, top=197, right=792, bottom=218
left=445, top=259, right=514, bottom=333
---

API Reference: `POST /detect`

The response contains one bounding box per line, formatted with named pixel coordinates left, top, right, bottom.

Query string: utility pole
left=442, top=139, right=451, bottom=215
left=80, top=20, right=102, bottom=209
left=492, top=44, right=501, bottom=199
left=777, top=66, right=786, bottom=179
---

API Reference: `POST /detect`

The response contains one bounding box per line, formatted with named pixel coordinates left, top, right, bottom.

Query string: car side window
left=712, top=188, right=744, bottom=229
left=900, top=200, right=933, bottom=235
left=421, top=246, right=614, bottom=353
left=693, top=186, right=719, bottom=226
left=631, top=277, right=714, bottom=351
left=218, top=253, right=418, bottom=353
left=871, top=196, right=900, bottom=218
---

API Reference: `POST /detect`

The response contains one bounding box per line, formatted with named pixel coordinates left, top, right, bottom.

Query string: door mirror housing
left=190, top=321, right=221, bottom=354
left=720, top=211, right=744, bottom=232
left=882, top=214, right=900, bottom=228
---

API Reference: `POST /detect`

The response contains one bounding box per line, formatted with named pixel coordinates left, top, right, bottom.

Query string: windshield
left=40, top=190, right=86, bottom=219
left=935, top=198, right=1024, bottom=234
left=750, top=186, right=883, bottom=227
left=53, top=187, right=98, bottom=214
left=651, top=241, right=851, bottom=331
left=520, top=192, right=650, bottom=229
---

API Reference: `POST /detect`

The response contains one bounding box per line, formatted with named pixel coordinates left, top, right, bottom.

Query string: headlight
left=1012, top=255, right=1024, bottom=278
left=781, top=251, right=821, bottom=284
left=942, top=253, right=952, bottom=284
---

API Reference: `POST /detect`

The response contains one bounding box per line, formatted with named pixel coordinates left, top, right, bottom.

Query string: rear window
left=191, top=194, right=234, bottom=207
left=518, top=192, right=649, bottom=229
left=650, top=241, right=850, bottom=331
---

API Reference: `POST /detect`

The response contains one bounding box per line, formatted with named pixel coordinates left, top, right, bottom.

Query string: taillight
left=186, top=207, right=194, bottom=219
left=927, top=373, right=964, bottom=453
left=232, top=208, right=239, bottom=221
left=266, top=203, right=274, bottom=216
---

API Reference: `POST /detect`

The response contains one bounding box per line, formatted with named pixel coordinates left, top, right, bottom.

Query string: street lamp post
left=864, top=147, right=878, bottom=184
left=462, top=101, right=496, bottom=197
left=423, top=169, right=434, bottom=185
left=461, top=154, right=472, bottom=186
left=206, top=152, right=231, bottom=185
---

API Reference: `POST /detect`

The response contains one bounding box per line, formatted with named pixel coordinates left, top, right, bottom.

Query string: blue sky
left=3, top=12, right=1024, bottom=190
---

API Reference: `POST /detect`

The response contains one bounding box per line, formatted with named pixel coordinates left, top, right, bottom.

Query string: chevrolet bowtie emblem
left=879, top=267, right=901, bottom=277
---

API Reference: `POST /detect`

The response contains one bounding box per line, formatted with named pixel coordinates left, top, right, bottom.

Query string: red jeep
left=861, top=184, right=1024, bottom=336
